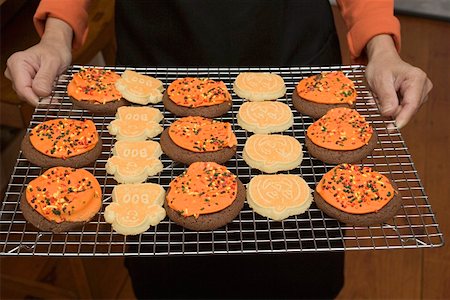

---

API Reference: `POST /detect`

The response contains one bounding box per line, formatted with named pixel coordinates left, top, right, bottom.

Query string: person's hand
left=4, top=18, right=73, bottom=106
left=365, top=35, right=432, bottom=129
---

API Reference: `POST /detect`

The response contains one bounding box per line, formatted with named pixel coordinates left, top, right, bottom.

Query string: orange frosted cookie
left=108, top=106, right=163, bottom=141
left=68, top=68, right=128, bottom=115
left=164, top=162, right=245, bottom=231
left=115, top=70, right=164, bottom=105
left=243, top=134, right=303, bottom=173
left=160, top=116, right=237, bottom=165
left=106, top=140, right=163, bottom=184
left=21, top=167, right=102, bottom=232
left=233, top=72, right=286, bottom=101
left=163, top=77, right=232, bottom=118
left=104, top=183, right=166, bottom=235
left=305, top=107, right=377, bottom=164
left=314, top=164, right=401, bottom=226
left=237, top=101, right=293, bottom=133
left=292, top=71, right=357, bottom=119
left=247, top=175, right=312, bottom=221
left=21, top=118, right=102, bottom=168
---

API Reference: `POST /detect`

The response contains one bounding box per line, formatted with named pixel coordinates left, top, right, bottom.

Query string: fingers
left=32, top=58, right=60, bottom=97
left=5, top=53, right=40, bottom=106
left=369, top=72, right=400, bottom=117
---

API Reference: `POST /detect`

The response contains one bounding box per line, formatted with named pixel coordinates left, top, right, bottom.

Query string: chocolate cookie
left=21, top=132, right=102, bottom=168
left=159, top=128, right=237, bottom=165
left=20, top=192, right=89, bottom=233
left=305, top=130, right=378, bottom=164
left=164, top=179, right=246, bottom=231
left=162, top=91, right=231, bottom=118
left=314, top=182, right=402, bottom=227
left=71, top=97, right=130, bottom=116
left=292, top=90, right=355, bottom=119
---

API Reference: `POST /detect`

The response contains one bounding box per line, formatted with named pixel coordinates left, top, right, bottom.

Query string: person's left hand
left=365, top=35, right=432, bottom=129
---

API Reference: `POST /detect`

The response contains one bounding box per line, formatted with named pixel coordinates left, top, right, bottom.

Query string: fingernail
left=386, top=123, right=397, bottom=131
left=395, top=119, right=406, bottom=129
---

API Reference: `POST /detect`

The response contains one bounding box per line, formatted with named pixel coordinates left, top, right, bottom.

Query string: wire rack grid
left=0, top=65, right=444, bottom=256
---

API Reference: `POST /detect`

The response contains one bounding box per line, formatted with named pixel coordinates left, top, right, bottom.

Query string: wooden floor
left=1, top=5, right=449, bottom=300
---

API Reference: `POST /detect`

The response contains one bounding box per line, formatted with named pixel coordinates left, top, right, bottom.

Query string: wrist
left=40, top=17, right=73, bottom=51
left=366, top=34, right=399, bottom=62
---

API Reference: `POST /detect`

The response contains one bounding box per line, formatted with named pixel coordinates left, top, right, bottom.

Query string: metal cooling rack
left=0, top=65, right=444, bottom=256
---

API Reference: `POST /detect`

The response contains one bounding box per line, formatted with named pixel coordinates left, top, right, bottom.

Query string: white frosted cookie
left=237, top=101, right=293, bottom=133
left=104, top=183, right=166, bottom=235
left=115, top=70, right=164, bottom=104
left=108, top=106, right=163, bottom=141
left=243, top=134, right=303, bottom=173
left=233, top=72, right=286, bottom=101
left=106, top=140, right=163, bottom=183
left=247, top=174, right=313, bottom=221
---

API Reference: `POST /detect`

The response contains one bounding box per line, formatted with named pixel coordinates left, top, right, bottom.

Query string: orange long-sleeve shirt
left=34, top=0, right=400, bottom=63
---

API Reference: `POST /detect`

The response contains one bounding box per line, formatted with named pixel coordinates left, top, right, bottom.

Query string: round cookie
left=160, top=116, right=237, bottom=165
left=233, top=72, right=286, bottom=101
left=164, top=162, right=245, bottom=231
left=21, top=119, right=102, bottom=168
left=237, top=101, right=293, bottom=134
left=163, top=77, right=232, bottom=118
left=21, top=167, right=102, bottom=233
left=68, top=68, right=129, bottom=115
left=314, top=164, right=402, bottom=226
left=305, top=107, right=377, bottom=164
left=292, top=71, right=357, bottom=119
left=247, top=174, right=313, bottom=221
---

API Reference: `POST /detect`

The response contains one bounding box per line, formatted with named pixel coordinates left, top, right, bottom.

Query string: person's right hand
left=4, top=18, right=73, bottom=106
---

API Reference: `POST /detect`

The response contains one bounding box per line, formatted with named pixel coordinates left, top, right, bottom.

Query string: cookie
left=115, top=70, right=164, bottom=105
left=247, top=174, right=313, bottom=221
left=164, top=162, right=245, bottom=231
left=106, top=140, right=163, bottom=184
left=160, top=116, right=237, bottom=165
left=68, top=68, right=129, bottom=115
left=233, top=72, right=286, bottom=101
left=305, top=107, right=377, bottom=164
left=163, top=77, right=232, bottom=118
left=314, top=164, right=402, bottom=226
left=292, top=71, right=356, bottom=119
left=243, top=134, right=303, bottom=173
left=104, top=183, right=166, bottom=235
left=21, top=118, right=102, bottom=168
left=108, top=106, right=163, bottom=141
left=21, top=167, right=102, bottom=233
left=237, top=101, right=293, bottom=133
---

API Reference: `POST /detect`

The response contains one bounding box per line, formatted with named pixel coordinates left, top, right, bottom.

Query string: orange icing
left=167, top=77, right=231, bottom=107
left=29, top=119, right=98, bottom=159
left=167, top=162, right=238, bottom=218
left=317, top=164, right=396, bottom=214
left=25, top=167, right=102, bottom=223
left=168, top=116, right=237, bottom=152
left=296, top=71, right=356, bottom=104
left=67, top=68, right=122, bottom=103
left=307, top=107, right=373, bottom=150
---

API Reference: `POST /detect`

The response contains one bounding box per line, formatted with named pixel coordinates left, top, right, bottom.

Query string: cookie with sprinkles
left=68, top=68, right=130, bottom=115
left=21, top=167, right=102, bottom=233
left=292, top=71, right=356, bottom=119
left=314, top=163, right=402, bottom=226
left=164, top=162, right=245, bottom=231
left=21, top=118, right=102, bottom=168
left=305, top=107, right=377, bottom=164
left=163, top=77, right=232, bottom=118
left=160, top=116, right=237, bottom=165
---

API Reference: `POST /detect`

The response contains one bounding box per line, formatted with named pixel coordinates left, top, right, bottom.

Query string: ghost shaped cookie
left=115, top=70, right=164, bottom=105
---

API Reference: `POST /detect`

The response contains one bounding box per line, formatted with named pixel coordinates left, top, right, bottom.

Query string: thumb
left=370, top=74, right=399, bottom=117
left=32, top=59, right=60, bottom=97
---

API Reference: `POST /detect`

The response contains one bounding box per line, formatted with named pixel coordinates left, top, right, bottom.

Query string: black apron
left=115, top=1, right=344, bottom=298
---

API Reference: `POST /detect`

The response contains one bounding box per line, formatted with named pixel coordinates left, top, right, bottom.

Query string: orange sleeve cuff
left=33, top=0, right=90, bottom=49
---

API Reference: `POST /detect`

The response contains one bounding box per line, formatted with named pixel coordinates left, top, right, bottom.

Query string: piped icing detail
left=167, top=77, right=231, bottom=108
left=316, top=164, right=396, bottom=214
left=296, top=71, right=356, bottom=105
